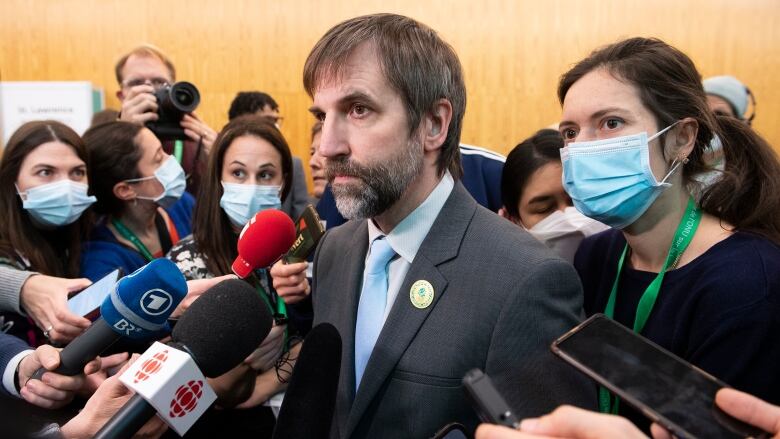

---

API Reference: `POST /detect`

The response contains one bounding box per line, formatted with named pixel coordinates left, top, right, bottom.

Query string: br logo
left=169, top=380, right=204, bottom=418
left=134, top=349, right=168, bottom=383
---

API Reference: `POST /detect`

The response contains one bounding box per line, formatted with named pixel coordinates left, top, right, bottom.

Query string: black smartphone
left=551, top=314, right=769, bottom=439
left=462, top=368, right=519, bottom=429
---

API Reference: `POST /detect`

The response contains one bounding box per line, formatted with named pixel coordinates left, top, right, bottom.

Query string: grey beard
left=328, top=140, right=423, bottom=220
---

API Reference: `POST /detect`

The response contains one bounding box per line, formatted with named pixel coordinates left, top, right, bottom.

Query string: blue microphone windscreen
left=100, top=259, right=187, bottom=340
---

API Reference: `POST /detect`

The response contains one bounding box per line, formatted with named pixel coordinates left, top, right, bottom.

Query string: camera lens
left=166, top=81, right=200, bottom=113
left=175, top=89, right=194, bottom=106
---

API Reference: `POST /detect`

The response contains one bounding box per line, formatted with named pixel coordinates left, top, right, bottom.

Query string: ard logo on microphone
left=169, top=380, right=204, bottom=418
left=140, top=289, right=174, bottom=316
left=134, top=349, right=169, bottom=383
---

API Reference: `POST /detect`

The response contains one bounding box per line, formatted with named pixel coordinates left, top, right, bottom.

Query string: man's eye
left=604, top=118, right=623, bottom=129
left=351, top=104, right=369, bottom=118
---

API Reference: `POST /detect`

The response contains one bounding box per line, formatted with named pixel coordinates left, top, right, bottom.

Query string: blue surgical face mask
left=220, top=182, right=282, bottom=227
left=125, top=156, right=186, bottom=208
left=561, top=123, right=682, bottom=229
left=17, top=180, right=96, bottom=228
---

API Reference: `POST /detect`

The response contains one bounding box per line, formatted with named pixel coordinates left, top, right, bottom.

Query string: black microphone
left=31, top=259, right=187, bottom=380
left=94, top=279, right=272, bottom=439
left=272, top=322, right=342, bottom=439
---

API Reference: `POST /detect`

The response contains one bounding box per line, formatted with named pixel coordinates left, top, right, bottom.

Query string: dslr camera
left=146, top=81, right=200, bottom=141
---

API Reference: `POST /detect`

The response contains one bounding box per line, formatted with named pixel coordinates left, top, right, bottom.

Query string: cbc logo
left=134, top=350, right=168, bottom=383
left=140, top=289, right=173, bottom=316
left=169, top=380, right=204, bottom=418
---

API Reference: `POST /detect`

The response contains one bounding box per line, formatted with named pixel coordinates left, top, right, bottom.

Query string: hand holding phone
left=551, top=314, right=770, bottom=439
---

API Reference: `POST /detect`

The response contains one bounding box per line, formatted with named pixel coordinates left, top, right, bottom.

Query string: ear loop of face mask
left=124, top=175, right=161, bottom=203
left=652, top=122, right=685, bottom=185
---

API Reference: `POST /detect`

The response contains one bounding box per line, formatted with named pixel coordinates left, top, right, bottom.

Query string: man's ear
left=116, top=89, right=124, bottom=101
left=113, top=181, right=136, bottom=202
left=422, top=99, right=453, bottom=153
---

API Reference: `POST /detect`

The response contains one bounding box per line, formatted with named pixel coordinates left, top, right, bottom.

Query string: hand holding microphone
left=61, top=355, right=169, bottom=439
left=94, top=278, right=273, bottom=438
left=30, top=258, right=187, bottom=381
left=17, top=344, right=102, bottom=409
left=270, top=260, right=310, bottom=304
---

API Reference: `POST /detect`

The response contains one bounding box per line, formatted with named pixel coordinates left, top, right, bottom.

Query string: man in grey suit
left=303, top=13, right=594, bottom=438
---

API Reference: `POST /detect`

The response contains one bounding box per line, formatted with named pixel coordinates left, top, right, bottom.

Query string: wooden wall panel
left=2, top=0, right=778, bottom=190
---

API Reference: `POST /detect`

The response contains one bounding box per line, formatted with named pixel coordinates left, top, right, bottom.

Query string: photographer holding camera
left=114, top=44, right=216, bottom=196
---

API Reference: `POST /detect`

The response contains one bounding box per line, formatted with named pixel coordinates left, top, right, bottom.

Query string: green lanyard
left=254, top=275, right=289, bottom=349
left=599, top=197, right=702, bottom=414
left=173, top=140, right=184, bottom=164
left=111, top=218, right=155, bottom=262
left=255, top=280, right=287, bottom=318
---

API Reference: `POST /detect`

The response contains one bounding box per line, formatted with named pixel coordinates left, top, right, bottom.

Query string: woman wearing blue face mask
left=167, top=115, right=291, bottom=280
left=0, top=121, right=95, bottom=346
left=558, top=38, right=780, bottom=429
left=80, top=122, right=194, bottom=281
left=167, top=116, right=296, bottom=436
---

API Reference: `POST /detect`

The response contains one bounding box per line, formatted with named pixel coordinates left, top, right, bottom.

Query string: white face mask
left=526, top=207, right=610, bottom=263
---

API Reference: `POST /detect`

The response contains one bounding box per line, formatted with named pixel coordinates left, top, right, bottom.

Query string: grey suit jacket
left=312, top=183, right=595, bottom=439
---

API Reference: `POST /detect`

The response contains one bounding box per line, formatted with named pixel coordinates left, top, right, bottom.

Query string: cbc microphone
left=232, top=209, right=296, bottom=278
left=95, top=278, right=273, bottom=439
left=31, top=259, right=186, bottom=380
left=272, top=322, right=342, bottom=439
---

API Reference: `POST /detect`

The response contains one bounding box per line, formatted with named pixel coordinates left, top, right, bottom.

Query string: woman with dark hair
left=558, top=37, right=780, bottom=426
left=167, top=116, right=298, bottom=436
left=80, top=122, right=194, bottom=281
left=500, top=129, right=607, bottom=262
left=0, top=121, right=95, bottom=345
left=168, top=115, right=292, bottom=280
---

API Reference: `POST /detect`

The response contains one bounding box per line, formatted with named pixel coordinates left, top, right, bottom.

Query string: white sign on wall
left=0, top=81, right=95, bottom=147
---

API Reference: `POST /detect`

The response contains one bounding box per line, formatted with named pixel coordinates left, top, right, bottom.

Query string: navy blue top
left=80, top=193, right=195, bottom=281
left=575, top=229, right=780, bottom=419
left=316, top=144, right=505, bottom=229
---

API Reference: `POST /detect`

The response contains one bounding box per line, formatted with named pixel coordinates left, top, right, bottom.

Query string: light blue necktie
left=354, top=236, right=396, bottom=390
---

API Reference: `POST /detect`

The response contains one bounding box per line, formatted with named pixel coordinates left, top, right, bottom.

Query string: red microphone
left=232, top=209, right=297, bottom=278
